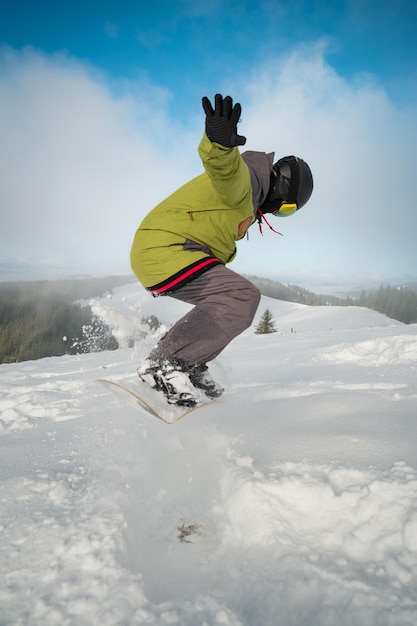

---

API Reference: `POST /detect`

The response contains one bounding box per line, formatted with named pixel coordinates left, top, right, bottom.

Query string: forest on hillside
left=247, top=276, right=417, bottom=325
left=0, top=276, right=132, bottom=363
left=1, top=275, right=416, bottom=364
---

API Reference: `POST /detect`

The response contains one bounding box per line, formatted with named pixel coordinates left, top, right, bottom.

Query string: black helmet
left=260, top=156, right=313, bottom=215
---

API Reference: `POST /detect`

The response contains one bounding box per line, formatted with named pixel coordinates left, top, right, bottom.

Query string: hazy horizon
left=1, top=262, right=416, bottom=299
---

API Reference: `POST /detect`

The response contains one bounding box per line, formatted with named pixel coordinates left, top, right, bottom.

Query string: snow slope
left=1, top=282, right=417, bottom=626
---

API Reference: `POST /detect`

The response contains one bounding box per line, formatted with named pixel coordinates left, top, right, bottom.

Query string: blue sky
left=1, top=0, right=417, bottom=291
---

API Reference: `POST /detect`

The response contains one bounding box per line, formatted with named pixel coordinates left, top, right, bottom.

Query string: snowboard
left=98, top=376, right=217, bottom=424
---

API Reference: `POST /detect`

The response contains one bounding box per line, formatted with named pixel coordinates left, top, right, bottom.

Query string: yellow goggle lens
left=273, top=202, right=297, bottom=217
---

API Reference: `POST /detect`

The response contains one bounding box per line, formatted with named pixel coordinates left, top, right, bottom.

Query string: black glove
left=202, top=94, right=246, bottom=147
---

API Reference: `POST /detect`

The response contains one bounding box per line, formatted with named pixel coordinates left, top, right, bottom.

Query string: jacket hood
left=241, top=151, right=274, bottom=211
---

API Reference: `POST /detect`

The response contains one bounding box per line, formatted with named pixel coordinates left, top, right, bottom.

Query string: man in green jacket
left=131, top=94, right=313, bottom=406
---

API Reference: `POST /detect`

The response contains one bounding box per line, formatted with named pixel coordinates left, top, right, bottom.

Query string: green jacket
left=130, top=133, right=273, bottom=294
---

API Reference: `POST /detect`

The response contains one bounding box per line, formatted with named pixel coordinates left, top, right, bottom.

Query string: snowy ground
left=1, top=282, right=417, bottom=626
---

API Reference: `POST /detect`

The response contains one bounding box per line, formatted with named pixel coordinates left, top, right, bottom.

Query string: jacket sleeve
left=197, top=133, right=251, bottom=208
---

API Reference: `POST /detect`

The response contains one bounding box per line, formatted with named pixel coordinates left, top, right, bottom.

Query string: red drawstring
left=256, top=209, right=283, bottom=236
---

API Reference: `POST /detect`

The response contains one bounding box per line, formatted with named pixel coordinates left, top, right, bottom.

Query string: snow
left=1, top=281, right=417, bottom=626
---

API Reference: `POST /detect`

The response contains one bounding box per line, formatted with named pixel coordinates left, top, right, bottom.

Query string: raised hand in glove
left=202, top=94, right=246, bottom=147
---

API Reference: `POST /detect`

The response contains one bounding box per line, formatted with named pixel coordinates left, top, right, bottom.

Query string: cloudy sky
left=1, top=0, right=417, bottom=291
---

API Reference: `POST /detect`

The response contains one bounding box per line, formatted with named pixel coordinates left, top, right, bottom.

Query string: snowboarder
left=130, top=94, right=313, bottom=406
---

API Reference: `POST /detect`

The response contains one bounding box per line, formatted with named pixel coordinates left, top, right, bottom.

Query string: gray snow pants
left=152, top=265, right=261, bottom=365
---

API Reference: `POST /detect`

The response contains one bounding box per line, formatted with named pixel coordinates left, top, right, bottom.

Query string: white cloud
left=231, top=43, right=417, bottom=282
left=0, top=46, right=200, bottom=275
left=1, top=43, right=416, bottom=284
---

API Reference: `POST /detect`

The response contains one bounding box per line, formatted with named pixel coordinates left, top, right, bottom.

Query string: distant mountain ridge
left=246, top=275, right=417, bottom=324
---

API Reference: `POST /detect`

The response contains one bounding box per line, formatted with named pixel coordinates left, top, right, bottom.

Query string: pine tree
left=255, top=308, right=277, bottom=334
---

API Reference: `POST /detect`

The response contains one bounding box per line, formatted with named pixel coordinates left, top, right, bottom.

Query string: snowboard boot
left=188, top=364, right=224, bottom=398
left=138, top=358, right=199, bottom=407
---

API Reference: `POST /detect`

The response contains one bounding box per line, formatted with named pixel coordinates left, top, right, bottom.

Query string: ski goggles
left=272, top=202, right=298, bottom=217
